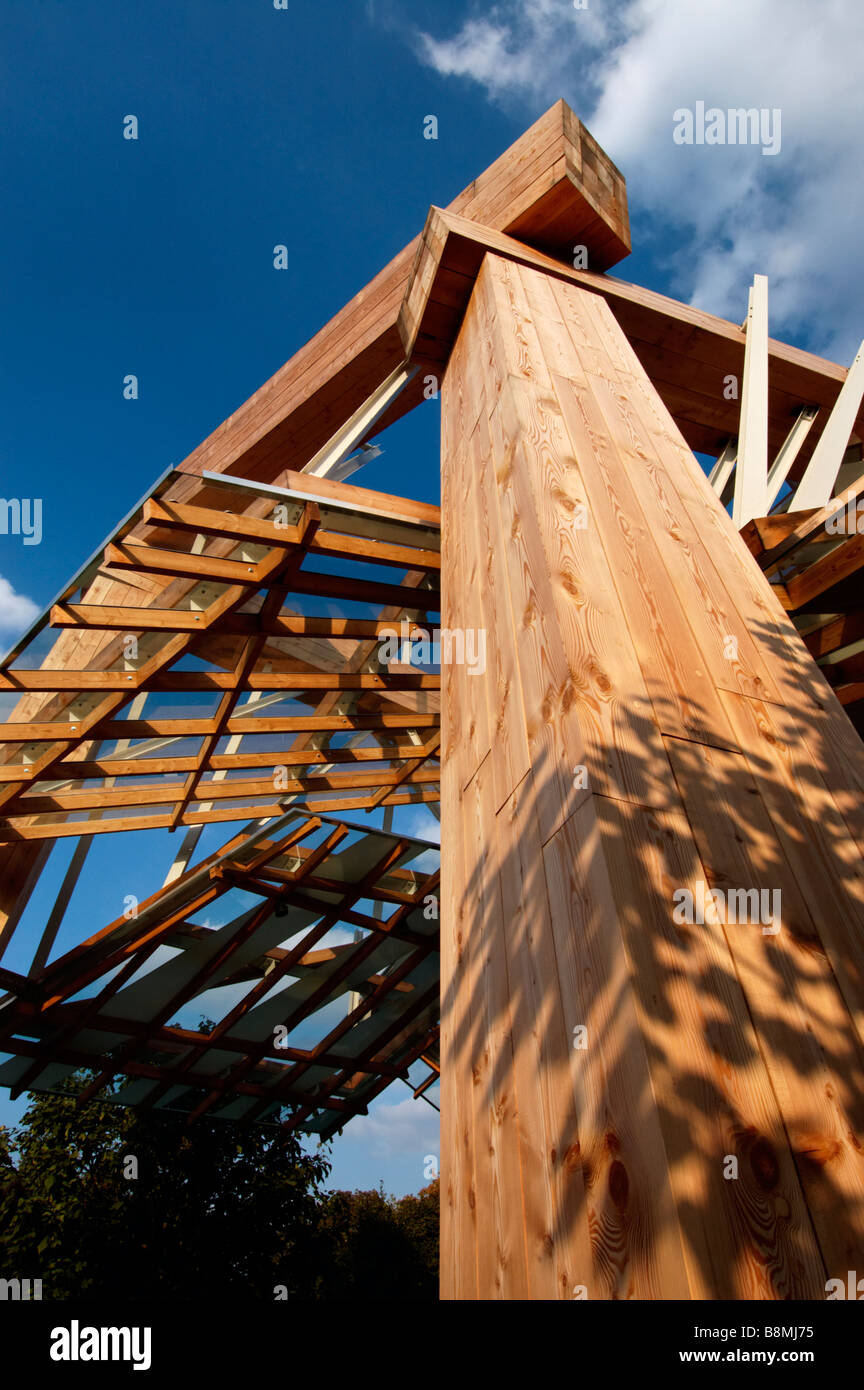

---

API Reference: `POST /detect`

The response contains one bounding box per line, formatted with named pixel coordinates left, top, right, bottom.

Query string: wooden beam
left=752, top=469, right=864, bottom=575
left=166, top=100, right=630, bottom=490
left=14, top=766, right=440, bottom=815
left=46, top=741, right=436, bottom=780
left=439, top=251, right=864, bottom=1300
left=0, top=671, right=440, bottom=694
left=142, top=499, right=441, bottom=570
left=49, top=607, right=433, bottom=639
left=398, top=205, right=862, bottom=478
left=0, top=786, right=441, bottom=841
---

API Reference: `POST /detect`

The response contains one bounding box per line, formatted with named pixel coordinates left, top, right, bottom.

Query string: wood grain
left=440, top=251, right=864, bottom=1298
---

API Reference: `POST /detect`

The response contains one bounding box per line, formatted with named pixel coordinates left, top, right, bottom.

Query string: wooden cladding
left=440, top=253, right=864, bottom=1300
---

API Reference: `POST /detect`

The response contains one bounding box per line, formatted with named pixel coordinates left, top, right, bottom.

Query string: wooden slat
left=0, top=671, right=440, bottom=694
left=0, top=785, right=441, bottom=841
left=665, top=731, right=864, bottom=1281
left=15, top=766, right=440, bottom=815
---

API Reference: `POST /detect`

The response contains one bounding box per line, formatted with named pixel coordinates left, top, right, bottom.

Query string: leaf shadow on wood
left=441, top=677, right=864, bottom=1300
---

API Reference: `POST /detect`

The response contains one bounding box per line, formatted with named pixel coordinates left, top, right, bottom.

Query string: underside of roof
left=0, top=811, right=440, bottom=1139
left=0, top=469, right=441, bottom=841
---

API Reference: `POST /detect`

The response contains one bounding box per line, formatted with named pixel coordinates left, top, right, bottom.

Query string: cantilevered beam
left=397, top=206, right=861, bottom=473
left=169, top=100, right=631, bottom=489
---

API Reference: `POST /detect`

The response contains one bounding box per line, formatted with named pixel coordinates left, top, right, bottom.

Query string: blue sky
left=1, top=0, right=861, bottom=1194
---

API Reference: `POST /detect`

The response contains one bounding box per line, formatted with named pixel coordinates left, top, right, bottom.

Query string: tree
left=0, top=1073, right=330, bottom=1301
left=0, top=1073, right=440, bottom=1301
left=313, top=1181, right=439, bottom=1300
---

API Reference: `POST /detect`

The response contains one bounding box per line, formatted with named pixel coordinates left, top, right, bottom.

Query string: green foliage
left=0, top=1074, right=329, bottom=1301
left=313, top=1181, right=439, bottom=1300
left=0, top=1076, right=439, bottom=1301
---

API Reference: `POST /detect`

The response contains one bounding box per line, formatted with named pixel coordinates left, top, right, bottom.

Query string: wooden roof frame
left=0, top=468, right=442, bottom=843
left=0, top=811, right=440, bottom=1139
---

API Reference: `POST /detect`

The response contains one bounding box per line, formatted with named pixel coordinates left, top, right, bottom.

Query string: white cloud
left=396, top=804, right=440, bottom=845
left=416, top=2, right=612, bottom=104
left=0, top=575, right=39, bottom=637
left=411, top=0, right=864, bottom=361
left=346, top=1093, right=439, bottom=1158
left=418, top=18, right=542, bottom=97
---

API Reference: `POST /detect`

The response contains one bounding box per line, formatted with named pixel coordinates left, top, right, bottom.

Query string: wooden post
left=440, top=252, right=864, bottom=1299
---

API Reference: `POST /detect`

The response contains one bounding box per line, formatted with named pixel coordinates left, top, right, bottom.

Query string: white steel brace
left=766, top=406, right=819, bottom=510
left=732, top=275, right=769, bottom=528
left=302, top=362, right=416, bottom=480
left=792, top=342, right=864, bottom=511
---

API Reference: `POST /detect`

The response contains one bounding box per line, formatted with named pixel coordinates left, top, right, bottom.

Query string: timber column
left=440, top=252, right=864, bottom=1299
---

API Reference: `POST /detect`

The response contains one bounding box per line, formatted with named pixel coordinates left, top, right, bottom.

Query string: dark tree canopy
left=0, top=1074, right=438, bottom=1301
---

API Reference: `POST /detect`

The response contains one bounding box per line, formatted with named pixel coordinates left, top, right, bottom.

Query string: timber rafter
left=0, top=470, right=441, bottom=841
left=0, top=811, right=440, bottom=1139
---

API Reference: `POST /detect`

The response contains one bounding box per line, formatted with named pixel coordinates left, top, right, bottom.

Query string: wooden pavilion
left=2, top=100, right=864, bottom=1299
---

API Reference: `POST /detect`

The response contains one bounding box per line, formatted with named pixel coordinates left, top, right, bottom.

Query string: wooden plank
left=464, top=761, right=530, bottom=1298
left=720, top=689, right=864, bottom=1052
left=665, top=732, right=864, bottom=1281
left=541, top=793, right=690, bottom=1298
left=469, top=265, right=589, bottom=845
left=438, top=780, right=477, bottom=1299
left=471, top=388, right=532, bottom=811
left=596, top=792, right=826, bottom=1298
